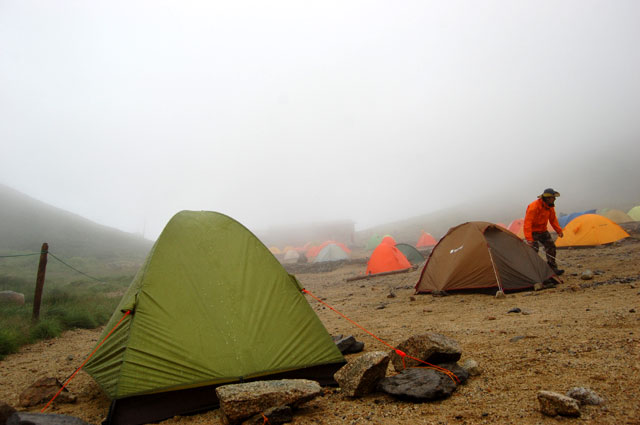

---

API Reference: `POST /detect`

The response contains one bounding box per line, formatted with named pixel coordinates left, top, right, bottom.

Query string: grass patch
left=29, top=318, right=62, bottom=341
left=0, top=273, right=132, bottom=358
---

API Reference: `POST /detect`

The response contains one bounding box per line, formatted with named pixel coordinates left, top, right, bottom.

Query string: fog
left=1, top=1, right=639, bottom=240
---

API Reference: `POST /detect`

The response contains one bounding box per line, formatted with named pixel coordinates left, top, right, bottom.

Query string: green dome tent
left=628, top=206, right=640, bottom=221
left=395, top=243, right=424, bottom=265
left=365, top=234, right=383, bottom=250
left=84, top=211, right=345, bottom=425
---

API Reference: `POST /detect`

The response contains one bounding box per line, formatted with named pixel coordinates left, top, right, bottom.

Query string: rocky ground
left=1, top=236, right=639, bottom=425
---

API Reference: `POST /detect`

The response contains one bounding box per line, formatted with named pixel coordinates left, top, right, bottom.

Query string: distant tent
left=305, top=245, right=322, bottom=259
left=556, top=214, right=629, bottom=247
left=415, top=222, right=556, bottom=294
left=395, top=243, right=424, bottom=265
left=365, top=234, right=383, bottom=250
left=558, top=209, right=596, bottom=228
left=269, top=246, right=282, bottom=255
left=416, top=231, right=437, bottom=248
left=366, top=241, right=411, bottom=274
left=495, top=222, right=507, bottom=229
left=508, top=217, right=555, bottom=238
left=315, top=243, right=350, bottom=262
left=283, top=249, right=300, bottom=263
left=84, top=211, right=345, bottom=425
left=507, top=218, right=524, bottom=238
left=316, top=240, right=351, bottom=254
left=626, top=206, right=640, bottom=221
left=597, top=209, right=633, bottom=224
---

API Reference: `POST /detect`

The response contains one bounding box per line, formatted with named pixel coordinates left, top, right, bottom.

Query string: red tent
left=416, top=232, right=437, bottom=248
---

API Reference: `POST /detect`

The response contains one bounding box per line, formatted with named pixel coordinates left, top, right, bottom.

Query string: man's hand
left=557, top=231, right=564, bottom=238
left=525, top=239, right=534, bottom=247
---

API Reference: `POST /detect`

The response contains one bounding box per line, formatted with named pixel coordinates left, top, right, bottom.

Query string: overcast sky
left=2, top=0, right=639, bottom=240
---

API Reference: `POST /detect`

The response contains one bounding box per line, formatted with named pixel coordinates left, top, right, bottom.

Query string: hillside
left=0, top=184, right=153, bottom=280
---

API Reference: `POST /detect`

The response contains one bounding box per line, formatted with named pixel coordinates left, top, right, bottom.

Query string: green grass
left=0, top=274, right=131, bottom=360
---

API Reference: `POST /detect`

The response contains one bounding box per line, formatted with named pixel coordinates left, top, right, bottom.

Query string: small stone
left=461, top=359, right=481, bottom=376
left=630, top=309, right=636, bottom=313
left=409, top=296, right=416, bottom=301
left=486, top=316, right=496, bottom=321
left=509, top=336, right=525, bottom=343
left=538, top=390, right=581, bottom=417
left=533, top=283, right=544, bottom=291
left=495, top=291, right=505, bottom=299
left=507, top=307, right=521, bottom=314
left=580, top=270, right=594, bottom=280
left=566, top=387, right=604, bottom=406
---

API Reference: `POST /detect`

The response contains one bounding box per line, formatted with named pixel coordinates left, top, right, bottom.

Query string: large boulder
left=216, top=379, right=321, bottom=425
left=334, top=351, right=390, bottom=397
left=0, top=291, right=25, bottom=306
left=537, top=390, right=581, bottom=417
left=18, top=377, right=76, bottom=408
left=378, top=368, right=458, bottom=401
left=390, top=333, right=461, bottom=371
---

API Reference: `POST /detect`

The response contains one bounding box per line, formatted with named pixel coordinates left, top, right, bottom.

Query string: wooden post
left=32, top=242, right=48, bottom=321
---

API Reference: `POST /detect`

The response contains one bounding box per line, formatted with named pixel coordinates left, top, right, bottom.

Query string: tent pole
left=487, top=246, right=504, bottom=293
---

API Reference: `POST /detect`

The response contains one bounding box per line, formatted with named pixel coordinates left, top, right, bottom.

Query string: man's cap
left=538, top=188, right=560, bottom=198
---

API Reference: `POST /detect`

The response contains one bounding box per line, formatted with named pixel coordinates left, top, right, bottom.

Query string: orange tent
left=508, top=218, right=554, bottom=239
left=507, top=219, right=524, bottom=238
left=416, top=232, right=437, bottom=248
left=556, top=214, right=629, bottom=247
left=380, top=236, right=396, bottom=246
left=366, top=242, right=411, bottom=274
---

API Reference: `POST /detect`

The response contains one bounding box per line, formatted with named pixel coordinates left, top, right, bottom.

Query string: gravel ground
left=1, top=237, right=639, bottom=425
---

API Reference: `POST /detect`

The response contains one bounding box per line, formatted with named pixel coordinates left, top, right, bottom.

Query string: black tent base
left=104, top=362, right=346, bottom=425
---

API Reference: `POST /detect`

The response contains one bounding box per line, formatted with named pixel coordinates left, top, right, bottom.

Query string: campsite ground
left=1, top=237, right=639, bottom=425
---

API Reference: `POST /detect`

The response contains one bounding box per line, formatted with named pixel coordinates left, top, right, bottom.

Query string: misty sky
left=2, top=1, right=640, bottom=240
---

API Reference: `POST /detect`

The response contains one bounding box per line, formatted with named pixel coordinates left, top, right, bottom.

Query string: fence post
left=33, top=242, right=48, bottom=321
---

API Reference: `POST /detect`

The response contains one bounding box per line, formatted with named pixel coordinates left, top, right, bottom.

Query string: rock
left=240, top=405, right=292, bottom=425
left=18, top=377, right=77, bottom=408
left=434, top=362, right=469, bottom=384
left=390, top=333, right=462, bottom=372
left=566, top=387, right=604, bottom=405
left=495, top=290, right=506, bottom=299
left=533, top=283, right=544, bottom=291
left=537, top=390, right=581, bottom=417
left=7, top=413, right=89, bottom=425
left=509, top=336, right=526, bottom=343
left=378, top=368, right=458, bottom=401
left=461, top=359, right=482, bottom=376
left=581, top=270, right=594, bottom=280
left=387, top=291, right=396, bottom=298
left=0, top=402, right=17, bottom=425
left=0, top=291, right=25, bottom=306
left=335, top=336, right=356, bottom=353
left=216, top=379, right=321, bottom=425
left=507, top=307, right=521, bottom=313
left=344, top=341, right=364, bottom=354
left=333, top=351, right=390, bottom=397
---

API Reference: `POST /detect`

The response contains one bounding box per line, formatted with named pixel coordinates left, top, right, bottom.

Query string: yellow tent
left=556, top=214, right=629, bottom=247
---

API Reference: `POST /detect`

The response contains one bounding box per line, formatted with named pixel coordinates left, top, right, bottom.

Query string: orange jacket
left=523, top=199, right=562, bottom=241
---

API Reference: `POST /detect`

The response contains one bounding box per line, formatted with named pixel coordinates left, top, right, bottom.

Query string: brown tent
left=415, top=222, right=556, bottom=294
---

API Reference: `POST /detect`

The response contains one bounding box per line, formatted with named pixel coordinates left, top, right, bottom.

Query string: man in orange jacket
left=524, top=188, right=565, bottom=275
